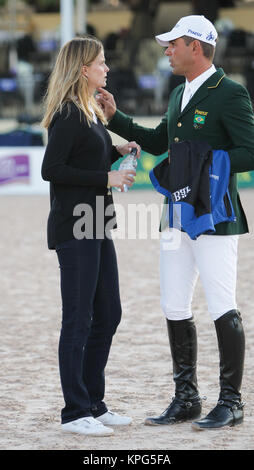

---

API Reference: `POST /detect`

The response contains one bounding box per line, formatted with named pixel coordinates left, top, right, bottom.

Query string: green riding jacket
left=107, top=68, right=254, bottom=235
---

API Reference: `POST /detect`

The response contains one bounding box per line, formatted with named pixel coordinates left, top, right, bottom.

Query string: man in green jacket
left=97, top=15, right=254, bottom=430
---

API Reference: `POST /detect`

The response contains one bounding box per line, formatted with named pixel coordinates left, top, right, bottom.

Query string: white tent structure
left=60, top=0, right=87, bottom=46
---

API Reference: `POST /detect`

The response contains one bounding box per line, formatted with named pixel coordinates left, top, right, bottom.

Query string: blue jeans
left=56, top=237, right=122, bottom=424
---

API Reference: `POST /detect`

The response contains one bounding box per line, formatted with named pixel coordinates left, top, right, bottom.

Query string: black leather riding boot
left=192, top=310, right=245, bottom=430
left=145, top=317, right=202, bottom=425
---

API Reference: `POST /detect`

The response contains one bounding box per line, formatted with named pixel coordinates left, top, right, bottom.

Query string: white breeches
left=160, top=230, right=238, bottom=322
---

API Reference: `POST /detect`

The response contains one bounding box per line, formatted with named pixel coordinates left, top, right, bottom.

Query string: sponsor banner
left=0, top=148, right=253, bottom=194
left=0, top=154, right=30, bottom=185
left=237, top=170, right=254, bottom=188
left=0, top=147, right=48, bottom=194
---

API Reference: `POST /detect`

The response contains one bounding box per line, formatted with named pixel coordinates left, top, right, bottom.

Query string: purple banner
left=0, top=154, right=30, bottom=185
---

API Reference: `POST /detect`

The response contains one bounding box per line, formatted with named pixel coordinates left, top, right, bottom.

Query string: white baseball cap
left=155, top=15, right=218, bottom=47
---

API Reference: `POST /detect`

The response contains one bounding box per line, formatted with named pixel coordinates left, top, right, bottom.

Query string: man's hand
left=96, top=88, right=116, bottom=120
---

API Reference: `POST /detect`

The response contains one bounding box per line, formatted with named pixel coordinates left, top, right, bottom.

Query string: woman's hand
left=116, top=141, right=141, bottom=159
left=108, top=169, right=136, bottom=192
left=96, top=88, right=116, bottom=120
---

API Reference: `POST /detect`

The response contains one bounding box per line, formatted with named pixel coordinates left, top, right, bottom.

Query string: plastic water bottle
left=116, top=147, right=137, bottom=192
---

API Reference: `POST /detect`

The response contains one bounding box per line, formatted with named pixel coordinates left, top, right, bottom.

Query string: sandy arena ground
left=0, top=189, right=253, bottom=451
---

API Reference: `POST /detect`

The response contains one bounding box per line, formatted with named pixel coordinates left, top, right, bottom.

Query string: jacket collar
left=177, top=68, right=226, bottom=117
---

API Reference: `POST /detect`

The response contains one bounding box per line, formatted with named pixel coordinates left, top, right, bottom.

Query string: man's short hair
left=182, top=35, right=215, bottom=60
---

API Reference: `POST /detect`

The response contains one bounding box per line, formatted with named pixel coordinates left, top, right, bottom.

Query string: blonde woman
left=41, top=36, right=140, bottom=436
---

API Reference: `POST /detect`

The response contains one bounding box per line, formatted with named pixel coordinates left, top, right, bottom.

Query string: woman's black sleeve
left=41, top=113, right=108, bottom=187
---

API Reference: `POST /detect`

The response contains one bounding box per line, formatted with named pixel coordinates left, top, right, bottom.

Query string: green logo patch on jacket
left=193, top=109, right=208, bottom=128
left=194, top=114, right=206, bottom=124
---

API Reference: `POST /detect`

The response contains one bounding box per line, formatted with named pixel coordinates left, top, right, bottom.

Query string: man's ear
left=192, top=40, right=202, bottom=55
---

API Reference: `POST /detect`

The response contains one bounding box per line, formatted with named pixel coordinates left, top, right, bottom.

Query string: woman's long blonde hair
left=41, top=35, right=107, bottom=128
